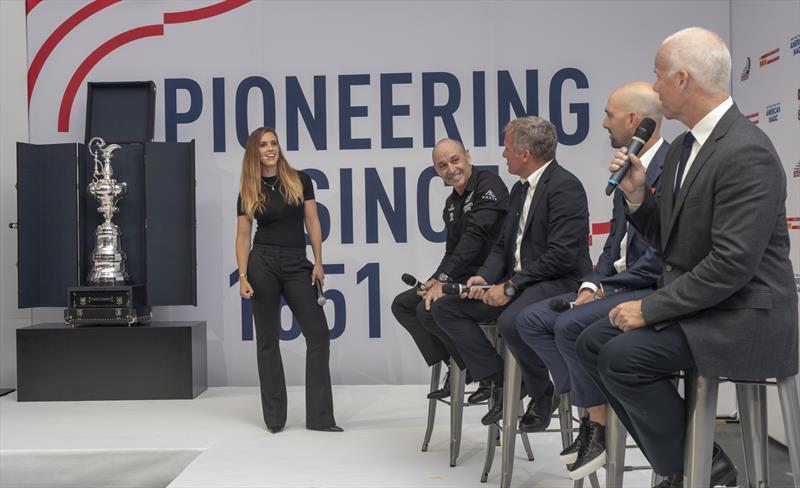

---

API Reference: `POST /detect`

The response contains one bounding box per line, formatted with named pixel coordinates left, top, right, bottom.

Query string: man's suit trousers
left=432, top=277, right=577, bottom=399
left=391, top=288, right=466, bottom=369
left=247, top=244, right=336, bottom=430
left=515, top=288, right=652, bottom=407
left=576, top=317, right=695, bottom=476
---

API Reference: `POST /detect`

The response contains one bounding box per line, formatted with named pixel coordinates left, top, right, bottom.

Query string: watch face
left=504, top=283, right=516, bottom=297
left=438, top=273, right=450, bottom=283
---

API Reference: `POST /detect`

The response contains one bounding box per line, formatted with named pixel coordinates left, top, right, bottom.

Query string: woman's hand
left=240, top=278, right=254, bottom=299
left=311, top=262, right=325, bottom=286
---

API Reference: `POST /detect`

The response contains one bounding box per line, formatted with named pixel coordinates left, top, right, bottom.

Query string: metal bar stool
left=684, top=370, right=800, bottom=488
left=485, top=336, right=599, bottom=488
left=420, top=322, right=501, bottom=467
left=606, top=406, right=665, bottom=487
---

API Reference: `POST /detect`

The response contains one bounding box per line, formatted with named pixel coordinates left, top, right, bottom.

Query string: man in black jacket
left=391, top=138, right=509, bottom=399
left=433, top=117, right=592, bottom=428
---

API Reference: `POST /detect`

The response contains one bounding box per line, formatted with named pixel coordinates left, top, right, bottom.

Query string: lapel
left=522, top=160, right=558, bottom=234
left=505, top=181, right=525, bottom=259
left=664, top=104, right=741, bottom=245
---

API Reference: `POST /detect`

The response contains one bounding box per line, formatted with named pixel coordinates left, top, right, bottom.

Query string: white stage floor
left=1, top=386, right=654, bottom=487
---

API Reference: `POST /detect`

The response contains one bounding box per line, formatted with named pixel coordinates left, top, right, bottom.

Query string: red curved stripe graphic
left=58, top=24, right=164, bottom=132
left=26, top=0, right=43, bottom=14
left=164, top=0, right=250, bottom=24
left=28, top=0, right=120, bottom=104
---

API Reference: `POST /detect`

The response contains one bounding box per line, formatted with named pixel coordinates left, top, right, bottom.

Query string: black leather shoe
left=427, top=370, right=451, bottom=399
left=568, top=420, right=606, bottom=480
left=560, top=416, right=589, bottom=464
left=651, top=443, right=737, bottom=488
left=518, top=384, right=557, bottom=432
left=267, top=425, right=284, bottom=434
left=652, top=473, right=682, bottom=488
left=710, top=443, right=738, bottom=487
left=308, top=425, right=344, bottom=432
left=468, top=380, right=492, bottom=404
left=480, top=384, right=503, bottom=425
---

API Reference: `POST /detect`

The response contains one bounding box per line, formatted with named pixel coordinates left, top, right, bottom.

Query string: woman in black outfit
left=235, top=127, right=341, bottom=434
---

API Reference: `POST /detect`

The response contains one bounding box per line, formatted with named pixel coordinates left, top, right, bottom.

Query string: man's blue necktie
left=673, top=132, right=695, bottom=204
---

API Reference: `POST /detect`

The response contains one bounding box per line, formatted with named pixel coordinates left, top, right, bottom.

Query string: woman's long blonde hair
left=239, top=127, right=304, bottom=219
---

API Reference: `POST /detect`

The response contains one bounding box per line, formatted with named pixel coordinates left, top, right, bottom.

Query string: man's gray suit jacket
left=628, top=104, right=798, bottom=380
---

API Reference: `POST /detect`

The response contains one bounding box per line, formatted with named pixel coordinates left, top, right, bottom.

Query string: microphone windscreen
left=633, top=117, right=656, bottom=152
left=441, top=283, right=462, bottom=295
left=549, top=298, right=571, bottom=312
left=401, top=273, right=418, bottom=287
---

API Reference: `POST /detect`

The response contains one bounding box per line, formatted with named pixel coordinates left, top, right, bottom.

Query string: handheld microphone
left=315, top=279, right=327, bottom=306
left=549, top=298, right=574, bottom=312
left=401, top=273, right=427, bottom=291
left=605, top=117, right=656, bottom=196
left=442, top=283, right=493, bottom=295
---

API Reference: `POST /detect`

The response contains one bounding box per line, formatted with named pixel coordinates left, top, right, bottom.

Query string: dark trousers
left=391, top=288, right=466, bottom=369
left=247, top=244, right=336, bottom=430
left=432, top=278, right=577, bottom=399
left=515, top=288, right=652, bottom=407
left=576, top=317, right=695, bottom=476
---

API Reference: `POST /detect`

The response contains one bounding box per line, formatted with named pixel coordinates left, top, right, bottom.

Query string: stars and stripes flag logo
left=745, top=112, right=759, bottom=124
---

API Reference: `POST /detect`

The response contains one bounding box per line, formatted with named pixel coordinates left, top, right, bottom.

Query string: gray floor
left=716, top=420, right=795, bottom=488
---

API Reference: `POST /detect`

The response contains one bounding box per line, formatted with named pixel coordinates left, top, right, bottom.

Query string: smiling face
left=258, top=131, right=280, bottom=174
left=432, top=139, right=472, bottom=194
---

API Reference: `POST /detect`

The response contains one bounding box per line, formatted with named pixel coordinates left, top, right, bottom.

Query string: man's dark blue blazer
left=582, top=141, right=668, bottom=293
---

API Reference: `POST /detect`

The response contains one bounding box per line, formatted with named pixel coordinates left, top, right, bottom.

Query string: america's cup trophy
left=86, top=136, right=129, bottom=284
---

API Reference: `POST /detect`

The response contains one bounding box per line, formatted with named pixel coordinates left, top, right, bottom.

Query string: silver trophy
left=86, top=137, right=129, bottom=285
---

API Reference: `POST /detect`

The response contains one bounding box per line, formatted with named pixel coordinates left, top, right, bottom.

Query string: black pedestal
left=16, top=321, right=207, bottom=401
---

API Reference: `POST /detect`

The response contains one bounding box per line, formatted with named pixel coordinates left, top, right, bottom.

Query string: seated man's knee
left=554, top=313, right=585, bottom=347
left=430, top=296, right=458, bottom=326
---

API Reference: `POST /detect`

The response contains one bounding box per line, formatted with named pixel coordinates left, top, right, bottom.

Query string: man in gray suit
left=577, top=27, right=798, bottom=488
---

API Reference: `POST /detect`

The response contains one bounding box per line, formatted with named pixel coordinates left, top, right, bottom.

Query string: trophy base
left=65, top=285, right=149, bottom=327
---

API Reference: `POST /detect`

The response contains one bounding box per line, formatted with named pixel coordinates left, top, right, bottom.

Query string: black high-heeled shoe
left=308, top=425, right=344, bottom=432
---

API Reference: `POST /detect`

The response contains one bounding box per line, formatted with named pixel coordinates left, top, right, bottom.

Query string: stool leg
left=422, top=362, right=442, bottom=452
left=683, top=372, right=719, bottom=488
left=500, top=345, right=522, bottom=488
left=605, top=407, right=627, bottom=488
left=482, top=415, right=500, bottom=481
left=559, top=393, right=573, bottom=449
left=450, top=360, right=465, bottom=467
left=520, top=431, right=534, bottom=461
left=736, top=382, right=769, bottom=488
left=777, top=375, right=800, bottom=486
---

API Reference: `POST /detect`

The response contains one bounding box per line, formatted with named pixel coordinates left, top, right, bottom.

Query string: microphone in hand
left=401, top=273, right=428, bottom=291
left=315, top=279, right=327, bottom=306
left=442, top=283, right=492, bottom=295
left=605, top=117, right=656, bottom=196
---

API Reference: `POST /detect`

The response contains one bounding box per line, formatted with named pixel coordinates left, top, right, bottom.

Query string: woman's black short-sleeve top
left=237, top=170, right=315, bottom=248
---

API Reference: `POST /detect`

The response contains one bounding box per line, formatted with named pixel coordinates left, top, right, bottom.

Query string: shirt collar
left=520, top=160, right=552, bottom=187
left=638, top=138, right=664, bottom=170
left=690, top=97, right=733, bottom=148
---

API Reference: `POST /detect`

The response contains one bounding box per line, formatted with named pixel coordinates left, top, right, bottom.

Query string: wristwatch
left=503, top=280, right=517, bottom=297
left=437, top=272, right=452, bottom=283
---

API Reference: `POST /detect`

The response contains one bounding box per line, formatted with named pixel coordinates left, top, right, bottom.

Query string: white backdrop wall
left=730, top=0, right=800, bottom=445
left=8, top=0, right=785, bottom=389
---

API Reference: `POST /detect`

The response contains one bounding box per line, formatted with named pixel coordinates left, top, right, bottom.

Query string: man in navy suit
left=513, top=82, right=667, bottom=481
left=433, top=116, right=592, bottom=428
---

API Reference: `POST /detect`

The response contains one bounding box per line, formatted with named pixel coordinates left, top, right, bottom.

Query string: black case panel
left=85, top=81, right=155, bottom=144
left=145, top=141, right=197, bottom=305
left=16, top=143, right=81, bottom=307
left=80, top=144, right=147, bottom=287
